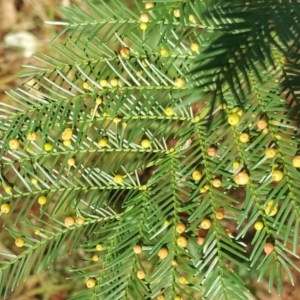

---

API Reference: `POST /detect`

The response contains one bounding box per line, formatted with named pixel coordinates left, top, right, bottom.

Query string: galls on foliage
left=82, top=82, right=90, bottom=90
left=114, top=175, right=123, bottom=184
left=239, top=133, right=250, bottom=143
left=145, top=2, right=154, bottom=9
left=27, top=132, right=38, bottom=141
left=98, top=138, right=108, bottom=148
left=176, top=236, right=188, bottom=248
left=212, top=178, right=222, bottom=188
left=140, top=13, right=149, bottom=23
left=227, top=113, right=240, bottom=126
left=174, top=78, right=185, bottom=88
left=96, top=244, right=103, bottom=251
left=232, top=161, right=240, bottom=169
left=31, top=178, right=38, bottom=185
left=178, top=276, right=187, bottom=284
left=67, top=158, right=75, bottom=167
left=62, top=128, right=73, bottom=141
left=86, top=278, right=96, bottom=288
left=164, top=107, right=174, bottom=116
left=15, top=238, right=25, bottom=248
left=271, top=170, right=283, bottom=182
left=140, top=23, right=148, bottom=31
left=158, top=248, right=169, bottom=259
left=44, top=143, right=53, bottom=152
left=190, top=43, right=200, bottom=52
left=207, top=147, right=217, bottom=157
left=197, top=237, right=205, bottom=245
left=257, top=119, right=268, bottom=130
left=173, top=8, right=180, bottom=18
left=176, top=223, right=186, bottom=234
left=215, top=210, right=224, bottom=220
left=234, top=171, right=249, bottom=185
left=1, top=203, right=11, bottom=214
left=120, top=48, right=130, bottom=58
left=38, top=195, right=47, bottom=205
left=264, top=243, right=274, bottom=255
left=157, top=295, right=165, bottom=300
left=254, top=221, right=264, bottom=231
left=192, top=170, right=202, bottom=181
left=265, top=148, right=277, bottom=159
left=75, top=216, right=84, bottom=225
left=9, top=139, right=20, bottom=150
left=133, top=245, right=142, bottom=254
left=141, top=139, right=151, bottom=149
left=200, top=219, right=212, bottom=229
left=137, top=270, right=146, bottom=280
left=292, top=156, right=300, bottom=168
left=64, top=216, right=75, bottom=227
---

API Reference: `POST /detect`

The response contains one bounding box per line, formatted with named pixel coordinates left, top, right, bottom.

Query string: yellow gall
left=160, top=48, right=168, bottom=56
left=165, top=107, right=174, bottom=116
left=174, top=296, right=182, bottom=300
left=141, top=139, right=151, bottom=149
left=212, top=178, right=222, bottom=188
left=174, top=78, right=185, bottom=88
left=191, top=43, right=200, bottom=52
left=34, top=229, right=41, bottom=235
left=239, top=133, right=250, bottom=143
left=75, top=216, right=85, bottom=225
left=63, top=140, right=71, bottom=147
left=99, top=79, right=108, bottom=87
left=102, top=112, right=110, bottom=117
left=189, top=14, right=195, bottom=22
left=83, top=82, right=90, bottom=90
left=157, top=295, right=165, bottom=300
left=136, top=70, right=142, bottom=77
left=86, top=278, right=96, bottom=288
left=133, top=245, right=142, bottom=254
left=120, top=48, right=130, bottom=58
left=64, top=216, right=75, bottom=227
left=5, top=186, right=12, bottom=194
left=203, top=184, right=210, bottom=191
left=173, top=8, right=180, bottom=18
left=15, top=238, right=25, bottom=248
left=96, top=244, right=103, bottom=251
left=197, top=237, right=205, bottom=245
left=142, top=60, right=148, bottom=67
left=265, top=205, right=278, bottom=217
left=38, top=195, right=47, bottom=205
left=110, top=78, right=119, bottom=87
left=171, top=259, right=177, bottom=266
left=9, top=139, right=20, bottom=150
left=178, top=276, right=187, bottom=284
left=95, top=98, right=102, bottom=105
left=1, top=203, right=11, bottom=214
left=281, top=57, right=288, bottom=64
left=176, top=223, right=186, bottom=234
left=227, top=114, right=240, bottom=126
left=292, top=156, right=300, bottom=168
left=177, top=236, right=188, bottom=248
left=257, top=119, right=268, bottom=130
left=158, top=248, right=169, bottom=259
left=67, top=158, right=75, bottom=167
left=44, top=143, right=53, bottom=152
left=254, top=221, right=264, bottom=231
left=265, top=148, right=277, bottom=159
left=145, top=2, right=154, bottom=9
left=271, top=170, right=283, bottom=182
left=137, top=270, right=146, bottom=280
left=98, top=138, right=108, bottom=148
left=207, top=147, right=217, bottom=157
left=27, top=132, right=38, bottom=141
left=264, top=243, right=274, bottom=255
left=215, top=211, right=224, bottom=220
left=113, top=117, right=121, bottom=124
left=232, top=161, right=240, bottom=169
left=140, top=13, right=149, bottom=23
left=92, top=255, right=99, bottom=262
left=114, top=175, right=123, bottom=184
left=234, top=172, right=249, bottom=185
left=31, top=178, right=38, bottom=185
left=164, top=220, right=170, bottom=227
left=201, top=219, right=212, bottom=230
left=192, top=170, right=202, bottom=181
left=62, top=128, right=73, bottom=141
left=140, top=23, right=147, bottom=32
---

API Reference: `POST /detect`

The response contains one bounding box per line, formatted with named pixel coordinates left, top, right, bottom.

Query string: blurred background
left=0, top=1, right=299, bottom=299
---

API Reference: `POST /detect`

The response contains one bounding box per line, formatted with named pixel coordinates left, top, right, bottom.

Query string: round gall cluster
left=9, top=139, right=20, bottom=150
left=133, top=245, right=142, bottom=254
left=141, top=139, right=151, bottom=149
left=1, top=203, right=11, bottom=214
left=271, top=170, right=283, bottom=182
left=64, top=216, right=75, bottom=227
left=86, top=278, right=96, bottom=288
left=15, top=238, right=25, bottom=248
left=234, top=172, right=249, bottom=185
left=114, top=175, right=123, bottom=184
left=176, top=223, right=186, bottom=234
left=176, top=236, right=188, bottom=248
left=158, top=248, right=169, bottom=259
left=192, top=170, right=202, bottom=181
left=227, top=113, right=240, bottom=126
left=200, top=219, right=212, bottom=229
